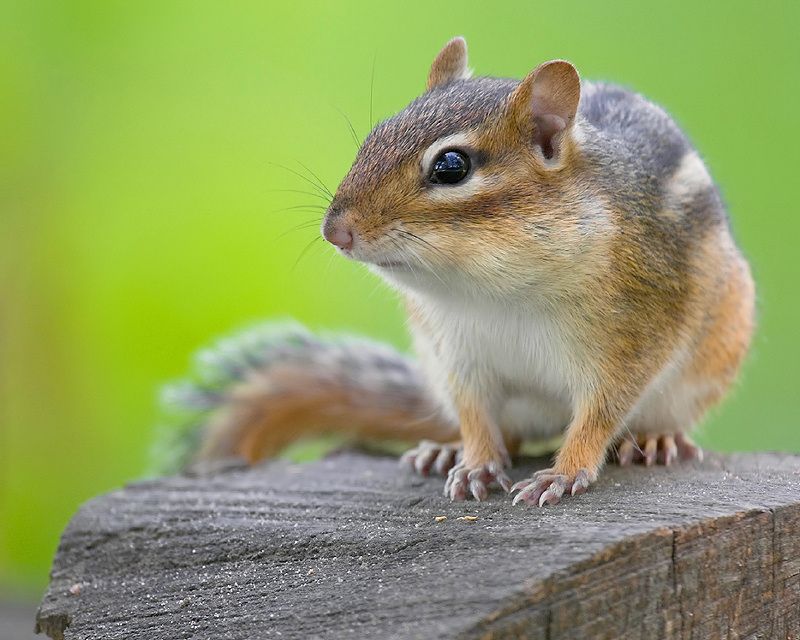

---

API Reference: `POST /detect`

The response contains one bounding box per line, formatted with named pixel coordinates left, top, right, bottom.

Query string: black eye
left=430, top=150, right=471, bottom=185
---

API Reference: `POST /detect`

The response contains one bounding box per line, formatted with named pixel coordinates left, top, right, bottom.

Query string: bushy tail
left=153, top=322, right=457, bottom=474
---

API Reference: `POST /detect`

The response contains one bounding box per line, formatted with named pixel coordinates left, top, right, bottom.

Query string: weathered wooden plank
left=36, top=452, right=800, bottom=639
left=774, top=503, right=800, bottom=637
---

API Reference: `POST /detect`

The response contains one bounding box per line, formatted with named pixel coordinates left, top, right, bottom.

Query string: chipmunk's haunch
left=167, top=37, right=754, bottom=506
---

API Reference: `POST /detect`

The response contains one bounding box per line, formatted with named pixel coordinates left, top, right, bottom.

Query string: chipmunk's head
left=322, top=37, right=584, bottom=297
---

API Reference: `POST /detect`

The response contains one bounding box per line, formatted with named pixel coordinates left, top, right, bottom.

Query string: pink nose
left=322, top=221, right=354, bottom=251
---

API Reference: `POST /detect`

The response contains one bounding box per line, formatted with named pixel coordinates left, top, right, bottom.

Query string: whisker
left=357, top=264, right=377, bottom=287
left=623, top=427, right=646, bottom=458
left=386, top=236, right=427, bottom=290
left=295, top=161, right=334, bottom=200
left=273, top=221, right=323, bottom=243
left=391, top=229, right=453, bottom=293
left=292, top=235, right=325, bottom=272
left=323, top=245, right=341, bottom=277
left=392, top=228, right=452, bottom=265
left=268, top=188, right=332, bottom=202
left=268, top=162, right=333, bottom=202
left=271, top=204, right=327, bottom=214
left=335, top=107, right=361, bottom=150
left=416, top=253, right=450, bottom=292
left=282, top=218, right=322, bottom=230
left=394, top=229, right=439, bottom=252
left=370, top=51, right=377, bottom=128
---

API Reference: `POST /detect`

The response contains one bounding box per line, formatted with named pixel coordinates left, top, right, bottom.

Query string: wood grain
left=36, top=452, right=800, bottom=639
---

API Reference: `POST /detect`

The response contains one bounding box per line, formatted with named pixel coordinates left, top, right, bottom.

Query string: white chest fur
left=408, top=292, right=576, bottom=439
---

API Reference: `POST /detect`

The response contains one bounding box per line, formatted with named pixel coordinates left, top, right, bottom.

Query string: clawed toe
left=675, top=433, right=703, bottom=462
left=617, top=432, right=702, bottom=467
left=401, top=440, right=460, bottom=476
left=444, top=461, right=511, bottom=501
left=511, top=468, right=594, bottom=507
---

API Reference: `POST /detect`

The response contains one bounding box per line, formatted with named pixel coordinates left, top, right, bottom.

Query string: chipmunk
left=163, top=37, right=754, bottom=506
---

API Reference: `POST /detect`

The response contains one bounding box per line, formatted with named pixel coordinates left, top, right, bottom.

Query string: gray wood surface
left=36, top=451, right=800, bottom=639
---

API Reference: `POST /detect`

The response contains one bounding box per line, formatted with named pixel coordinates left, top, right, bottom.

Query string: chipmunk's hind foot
left=616, top=432, right=703, bottom=467
left=444, top=460, right=512, bottom=501
left=400, top=440, right=461, bottom=476
left=402, top=440, right=513, bottom=501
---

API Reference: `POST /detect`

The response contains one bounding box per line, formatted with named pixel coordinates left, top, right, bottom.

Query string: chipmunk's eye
left=430, top=150, right=470, bottom=185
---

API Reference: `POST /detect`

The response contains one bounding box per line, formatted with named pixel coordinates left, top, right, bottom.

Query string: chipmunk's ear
left=506, top=60, right=581, bottom=162
left=427, top=37, right=472, bottom=91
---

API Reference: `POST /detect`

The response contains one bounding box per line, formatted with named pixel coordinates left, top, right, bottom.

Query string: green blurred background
left=1, top=0, right=799, bottom=606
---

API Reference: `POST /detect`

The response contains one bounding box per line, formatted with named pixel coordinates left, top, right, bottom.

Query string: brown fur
left=199, top=362, right=459, bottom=463
left=427, top=36, right=471, bottom=91
left=318, top=39, right=755, bottom=504
left=178, top=39, right=755, bottom=507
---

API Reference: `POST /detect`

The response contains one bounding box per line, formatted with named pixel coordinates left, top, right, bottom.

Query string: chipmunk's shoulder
left=578, top=81, right=693, bottom=175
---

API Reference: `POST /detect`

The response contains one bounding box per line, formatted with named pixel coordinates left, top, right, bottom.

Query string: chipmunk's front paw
left=400, top=440, right=461, bottom=476
left=444, top=460, right=512, bottom=501
left=617, top=432, right=703, bottom=467
left=511, top=468, right=595, bottom=506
